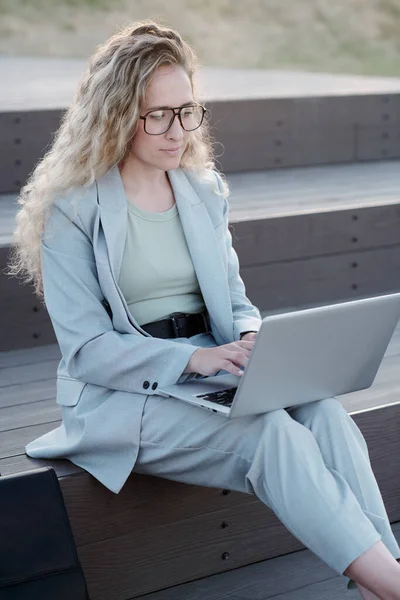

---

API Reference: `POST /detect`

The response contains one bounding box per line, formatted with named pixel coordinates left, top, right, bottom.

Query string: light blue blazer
left=25, top=165, right=262, bottom=493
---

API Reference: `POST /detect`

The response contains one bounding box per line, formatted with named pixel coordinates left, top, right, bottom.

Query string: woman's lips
left=162, top=147, right=182, bottom=155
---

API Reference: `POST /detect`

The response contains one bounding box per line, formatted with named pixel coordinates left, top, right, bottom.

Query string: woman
left=10, top=20, right=400, bottom=599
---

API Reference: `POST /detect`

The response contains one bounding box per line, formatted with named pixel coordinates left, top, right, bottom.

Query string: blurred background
left=1, top=0, right=399, bottom=76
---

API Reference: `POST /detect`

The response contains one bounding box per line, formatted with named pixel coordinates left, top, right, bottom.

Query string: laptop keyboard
left=195, top=387, right=237, bottom=407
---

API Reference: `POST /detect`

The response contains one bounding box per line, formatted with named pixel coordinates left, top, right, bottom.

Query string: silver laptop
left=158, top=293, right=400, bottom=418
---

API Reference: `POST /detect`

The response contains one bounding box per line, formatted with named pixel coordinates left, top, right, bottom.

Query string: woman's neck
left=118, top=154, right=168, bottom=196
left=118, top=155, right=175, bottom=212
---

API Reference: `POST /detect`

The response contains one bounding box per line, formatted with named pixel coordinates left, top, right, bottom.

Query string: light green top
left=118, top=199, right=206, bottom=326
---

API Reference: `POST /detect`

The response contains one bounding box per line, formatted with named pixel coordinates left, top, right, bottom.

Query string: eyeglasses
left=139, top=104, right=207, bottom=135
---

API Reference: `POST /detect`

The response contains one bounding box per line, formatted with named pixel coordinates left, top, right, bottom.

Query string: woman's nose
left=167, top=114, right=185, bottom=140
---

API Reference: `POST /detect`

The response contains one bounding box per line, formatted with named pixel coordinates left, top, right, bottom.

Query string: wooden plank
left=209, top=95, right=400, bottom=172
left=209, top=95, right=399, bottom=136
left=231, top=204, right=400, bottom=268
left=357, top=125, right=400, bottom=161
left=0, top=249, right=56, bottom=351
left=0, top=452, right=81, bottom=478
left=0, top=421, right=61, bottom=459
left=0, top=359, right=59, bottom=387
left=60, top=473, right=269, bottom=547
left=0, top=324, right=56, bottom=352
left=0, top=344, right=60, bottom=369
left=134, top=527, right=400, bottom=600
left=241, top=245, right=400, bottom=311
left=0, top=378, right=55, bottom=408
left=0, top=295, right=52, bottom=326
left=0, top=310, right=56, bottom=351
left=0, top=398, right=61, bottom=432
left=0, top=110, right=63, bottom=194
left=354, top=94, right=400, bottom=127
left=136, top=522, right=400, bottom=599
left=268, top=577, right=358, bottom=600
left=227, top=162, right=400, bottom=221
left=132, top=541, right=336, bottom=600
left=0, top=110, right=62, bottom=144
left=255, top=95, right=400, bottom=129
left=210, top=96, right=357, bottom=172
left=218, top=129, right=356, bottom=172
left=0, top=193, right=17, bottom=246
left=0, top=291, right=51, bottom=314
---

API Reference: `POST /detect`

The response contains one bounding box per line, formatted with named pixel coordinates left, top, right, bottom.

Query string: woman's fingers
left=221, top=359, right=245, bottom=376
left=220, top=351, right=250, bottom=375
left=225, top=349, right=251, bottom=364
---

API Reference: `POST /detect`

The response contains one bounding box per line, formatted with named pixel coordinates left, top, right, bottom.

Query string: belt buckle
left=170, top=313, right=186, bottom=338
left=201, top=311, right=210, bottom=332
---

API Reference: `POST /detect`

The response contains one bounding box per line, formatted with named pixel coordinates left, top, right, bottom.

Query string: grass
left=0, top=0, right=399, bottom=77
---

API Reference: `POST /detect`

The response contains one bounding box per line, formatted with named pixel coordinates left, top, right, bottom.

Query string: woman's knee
left=262, top=407, right=294, bottom=429
left=292, top=396, right=347, bottom=425
left=257, top=408, right=305, bottom=446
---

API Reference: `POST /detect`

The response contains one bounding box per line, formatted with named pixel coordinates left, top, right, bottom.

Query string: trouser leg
left=287, top=398, right=400, bottom=561
left=136, top=395, right=384, bottom=577
left=244, top=407, right=382, bottom=575
left=287, top=398, right=400, bottom=589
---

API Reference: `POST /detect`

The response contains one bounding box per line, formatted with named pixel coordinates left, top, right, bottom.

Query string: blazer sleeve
left=214, top=171, right=263, bottom=340
left=40, top=199, right=199, bottom=394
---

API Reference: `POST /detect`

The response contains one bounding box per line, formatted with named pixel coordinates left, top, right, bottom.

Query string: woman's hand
left=183, top=340, right=255, bottom=377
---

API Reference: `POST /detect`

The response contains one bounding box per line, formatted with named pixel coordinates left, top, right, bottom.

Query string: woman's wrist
left=240, top=331, right=257, bottom=341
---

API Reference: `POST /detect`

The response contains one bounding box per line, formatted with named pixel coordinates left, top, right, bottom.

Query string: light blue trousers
left=134, top=339, right=400, bottom=589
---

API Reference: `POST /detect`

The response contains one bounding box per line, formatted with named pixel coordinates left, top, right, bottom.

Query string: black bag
left=0, top=466, right=89, bottom=600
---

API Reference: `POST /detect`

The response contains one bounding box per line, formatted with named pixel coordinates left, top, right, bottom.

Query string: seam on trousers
left=139, top=439, right=255, bottom=467
left=319, top=411, right=399, bottom=556
left=337, top=411, right=372, bottom=512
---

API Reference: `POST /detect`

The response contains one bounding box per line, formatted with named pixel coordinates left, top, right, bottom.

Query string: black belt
left=141, top=311, right=211, bottom=339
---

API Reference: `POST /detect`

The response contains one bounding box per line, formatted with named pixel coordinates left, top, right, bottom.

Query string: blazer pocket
left=56, top=377, right=87, bottom=407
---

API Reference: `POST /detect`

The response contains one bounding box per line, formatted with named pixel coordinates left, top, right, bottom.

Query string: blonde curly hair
left=9, top=20, right=219, bottom=297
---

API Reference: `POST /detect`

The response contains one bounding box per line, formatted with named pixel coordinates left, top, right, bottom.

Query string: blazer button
left=152, top=382, right=158, bottom=390
left=143, top=381, right=150, bottom=390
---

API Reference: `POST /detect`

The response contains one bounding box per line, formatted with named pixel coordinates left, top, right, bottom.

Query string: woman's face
left=129, top=65, right=194, bottom=172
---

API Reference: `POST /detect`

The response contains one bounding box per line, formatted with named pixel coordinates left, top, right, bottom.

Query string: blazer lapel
left=96, top=165, right=127, bottom=282
left=96, top=165, right=233, bottom=343
left=168, top=169, right=233, bottom=343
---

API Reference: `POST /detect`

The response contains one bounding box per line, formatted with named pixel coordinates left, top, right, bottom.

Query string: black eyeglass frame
left=139, top=104, right=207, bottom=135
